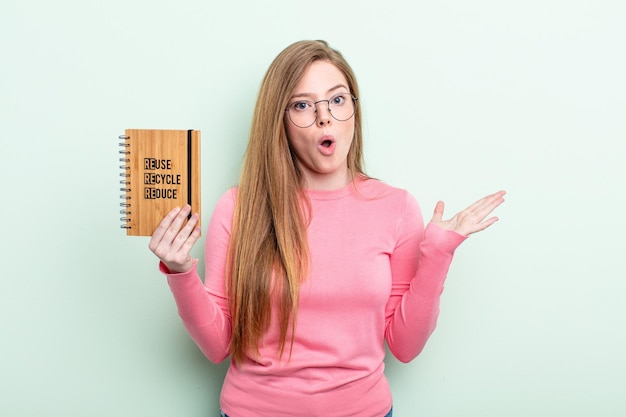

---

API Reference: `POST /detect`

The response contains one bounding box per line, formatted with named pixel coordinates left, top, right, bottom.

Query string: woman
left=149, top=40, right=505, bottom=417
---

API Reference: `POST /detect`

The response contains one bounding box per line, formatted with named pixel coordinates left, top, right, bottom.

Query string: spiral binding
left=119, top=135, right=132, bottom=229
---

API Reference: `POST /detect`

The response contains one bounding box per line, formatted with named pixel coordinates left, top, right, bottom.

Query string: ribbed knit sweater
left=163, top=178, right=466, bottom=417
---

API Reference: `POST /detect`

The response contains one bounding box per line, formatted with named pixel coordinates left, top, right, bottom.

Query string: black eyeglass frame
left=284, top=93, right=359, bottom=128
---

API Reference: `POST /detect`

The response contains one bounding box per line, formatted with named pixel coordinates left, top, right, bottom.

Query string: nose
left=314, top=99, right=332, bottom=126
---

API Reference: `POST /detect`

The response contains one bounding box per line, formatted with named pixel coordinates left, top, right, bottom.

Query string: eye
left=290, top=101, right=312, bottom=112
left=331, top=94, right=347, bottom=106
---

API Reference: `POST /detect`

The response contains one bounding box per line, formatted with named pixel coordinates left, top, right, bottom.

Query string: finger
left=467, top=216, right=499, bottom=235
left=462, top=191, right=506, bottom=223
left=149, top=206, right=182, bottom=251
left=168, top=212, right=200, bottom=254
left=472, top=191, right=506, bottom=220
left=151, top=206, right=193, bottom=258
left=152, top=214, right=199, bottom=266
left=446, top=191, right=505, bottom=235
left=164, top=219, right=201, bottom=271
left=180, top=224, right=202, bottom=253
left=431, top=201, right=445, bottom=222
left=463, top=190, right=506, bottom=215
left=477, top=190, right=506, bottom=210
left=162, top=205, right=193, bottom=243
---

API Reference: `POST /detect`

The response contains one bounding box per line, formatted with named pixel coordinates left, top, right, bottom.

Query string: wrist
left=159, top=260, right=195, bottom=275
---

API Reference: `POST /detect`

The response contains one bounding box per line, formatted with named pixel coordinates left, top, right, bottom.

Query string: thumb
left=431, top=201, right=445, bottom=222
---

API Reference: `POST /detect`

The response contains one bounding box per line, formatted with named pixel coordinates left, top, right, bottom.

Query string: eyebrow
left=289, top=84, right=349, bottom=100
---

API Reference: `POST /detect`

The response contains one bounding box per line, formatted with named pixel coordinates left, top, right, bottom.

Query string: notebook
left=119, top=129, right=201, bottom=236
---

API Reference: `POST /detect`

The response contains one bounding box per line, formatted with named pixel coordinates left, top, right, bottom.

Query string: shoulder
left=353, top=178, right=425, bottom=241
left=357, top=177, right=419, bottom=209
left=218, top=187, right=238, bottom=204
left=211, top=187, right=238, bottom=220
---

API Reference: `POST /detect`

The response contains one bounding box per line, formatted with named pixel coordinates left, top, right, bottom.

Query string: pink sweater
left=163, top=178, right=466, bottom=417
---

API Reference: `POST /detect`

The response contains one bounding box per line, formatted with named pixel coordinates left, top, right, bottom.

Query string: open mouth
left=318, top=135, right=336, bottom=155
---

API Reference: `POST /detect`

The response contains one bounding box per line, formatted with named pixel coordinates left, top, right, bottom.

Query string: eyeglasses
left=285, top=93, right=358, bottom=128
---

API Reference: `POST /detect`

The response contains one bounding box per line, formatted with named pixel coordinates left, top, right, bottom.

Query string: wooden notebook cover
left=120, top=129, right=201, bottom=236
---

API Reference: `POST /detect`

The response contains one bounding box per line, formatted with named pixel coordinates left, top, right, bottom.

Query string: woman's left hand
left=430, top=190, right=506, bottom=236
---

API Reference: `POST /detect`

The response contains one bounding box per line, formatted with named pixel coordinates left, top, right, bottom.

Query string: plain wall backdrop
left=1, top=0, right=625, bottom=415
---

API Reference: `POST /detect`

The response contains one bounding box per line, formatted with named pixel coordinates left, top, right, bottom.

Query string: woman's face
left=284, top=60, right=355, bottom=190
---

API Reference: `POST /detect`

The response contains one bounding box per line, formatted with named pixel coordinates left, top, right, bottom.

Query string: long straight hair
left=227, top=40, right=365, bottom=364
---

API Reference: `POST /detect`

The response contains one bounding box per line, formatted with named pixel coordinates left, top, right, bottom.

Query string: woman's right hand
left=148, top=205, right=201, bottom=273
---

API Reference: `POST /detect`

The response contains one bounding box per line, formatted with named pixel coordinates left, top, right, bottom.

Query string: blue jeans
left=220, top=407, right=392, bottom=416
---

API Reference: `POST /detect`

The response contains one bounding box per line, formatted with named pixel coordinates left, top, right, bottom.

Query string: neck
left=301, top=168, right=352, bottom=191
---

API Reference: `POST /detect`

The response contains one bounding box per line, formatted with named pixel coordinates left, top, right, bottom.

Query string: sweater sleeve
left=163, top=189, right=235, bottom=363
left=384, top=192, right=466, bottom=363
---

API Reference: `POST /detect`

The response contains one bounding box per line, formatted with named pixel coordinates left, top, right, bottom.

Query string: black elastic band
left=187, top=130, right=193, bottom=217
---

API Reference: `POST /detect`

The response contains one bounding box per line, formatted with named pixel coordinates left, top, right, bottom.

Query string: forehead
left=292, top=60, right=349, bottom=96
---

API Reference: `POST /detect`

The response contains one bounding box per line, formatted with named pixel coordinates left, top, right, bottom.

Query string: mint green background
left=2, top=0, right=625, bottom=415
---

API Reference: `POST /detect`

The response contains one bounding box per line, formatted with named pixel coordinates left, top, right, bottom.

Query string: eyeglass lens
left=287, top=93, right=356, bottom=128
